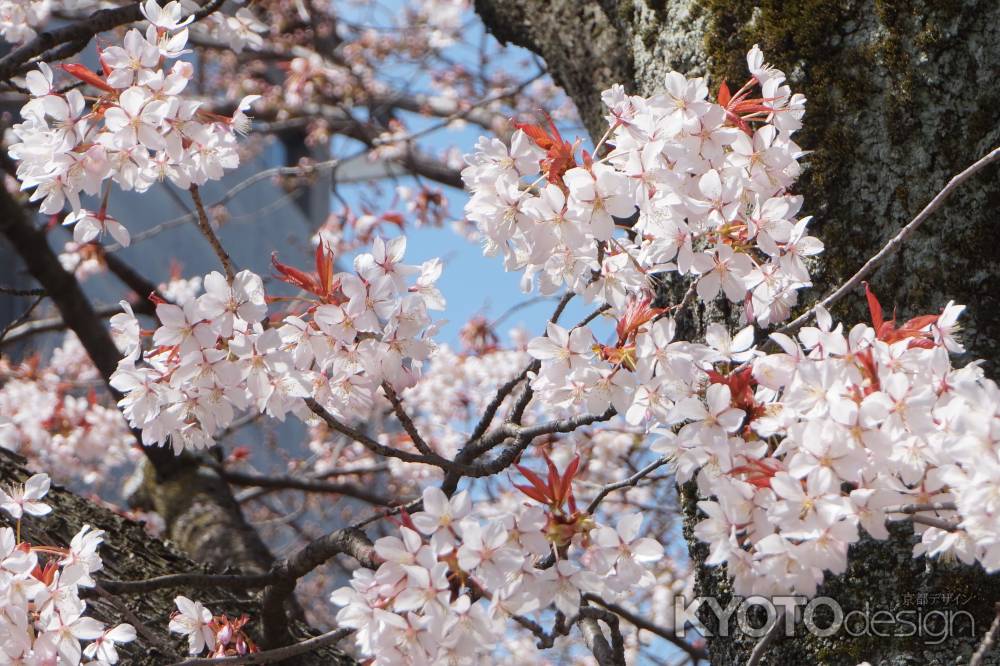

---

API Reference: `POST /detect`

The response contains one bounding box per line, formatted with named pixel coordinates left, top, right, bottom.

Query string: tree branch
left=746, top=608, right=786, bottom=666
left=218, top=468, right=395, bottom=506
left=969, top=603, right=1000, bottom=666
left=779, top=146, right=1000, bottom=334
left=99, top=572, right=277, bottom=595
left=578, top=605, right=625, bottom=666
left=0, top=0, right=227, bottom=81
left=190, top=184, right=237, bottom=281
left=586, top=456, right=672, bottom=514
left=170, top=628, right=352, bottom=666
left=305, top=398, right=451, bottom=468
left=583, top=594, right=708, bottom=662
left=260, top=527, right=375, bottom=648
left=381, top=382, right=434, bottom=457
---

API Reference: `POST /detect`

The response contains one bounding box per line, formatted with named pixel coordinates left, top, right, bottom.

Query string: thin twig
left=583, top=594, right=708, bottom=662
left=586, top=456, right=671, bottom=514
left=305, top=398, right=450, bottom=468
left=259, top=529, right=375, bottom=647
left=0, top=285, right=44, bottom=296
left=189, top=184, right=236, bottom=281
left=884, top=502, right=957, bottom=514
left=233, top=464, right=389, bottom=504
left=578, top=605, right=625, bottom=666
left=969, top=603, right=1000, bottom=666
left=170, top=627, right=352, bottom=665
left=747, top=607, right=786, bottom=666
left=98, top=572, right=276, bottom=595
left=0, top=294, right=45, bottom=343
left=779, top=146, right=1000, bottom=334
left=219, top=468, right=395, bottom=506
left=382, top=382, right=434, bottom=457
left=909, top=514, right=960, bottom=532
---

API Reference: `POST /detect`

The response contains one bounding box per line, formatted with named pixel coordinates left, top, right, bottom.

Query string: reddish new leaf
left=60, top=63, right=115, bottom=93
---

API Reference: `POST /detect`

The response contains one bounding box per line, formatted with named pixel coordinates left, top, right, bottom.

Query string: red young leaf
left=560, top=454, right=582, bottom=506
left=271, top=251, right=319, bottom=294
left=544, top=454, right=562, bottom=502
left=514, top=483, right=549, bottom=504
left=717, top=80, right=732, bottom=108
left=60, top=63, right=115, bottom=93
left=514, top=463, right=551, bottom=503
left=863, top=282, right=884, bottom=331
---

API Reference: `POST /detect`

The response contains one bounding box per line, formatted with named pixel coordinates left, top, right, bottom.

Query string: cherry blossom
left=0, top=473, right=136, bottom=664
left=0, top=472, right=52, bottom=519
left=169, top=596, right=216, bottom=655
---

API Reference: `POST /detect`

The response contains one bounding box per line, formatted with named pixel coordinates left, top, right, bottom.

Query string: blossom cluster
left=332, top=478, right=662, bottom=664
left=463, top=45, right=816, bottom=327
left=0, top=0, right=49, bottom=44
left=0, top=334, right=137, bottom=487
left=671, top=291, right=1000, bottom=596
left=109, top=237, right=444, bottom=453
left=0, top=473, right=136, bottom=664
left=168, top=595, right=258, bottom=657
left=462, top=47, right=1000, bottom=607
left=7, top=1, right=258, bottom=247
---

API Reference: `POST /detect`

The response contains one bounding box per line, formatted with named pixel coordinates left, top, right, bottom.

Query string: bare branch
left=780, top=146, right=1000, bottom=334
left=98, top=572, right=276, bottom=595
left=0, top=293, right=46, bottom=344
left=584, top=594, right=708, bottom=662
left=884, top=502, right=958, bottom=514
left=884, top=499, right=961, bottom=532
left=260, top=528, right=375, bottom=647
left=969, top=603, right=1000, bottom=666
left=103, top=251, right=169, bottom=314
left=747, top=608, right=786, bottom=666
left=0, top=285, right=44, bottom=296
left=578, top=605, right=625, bottom=666
left=0, top=304, right=126, bottom=349
left=218, top=468, right=396, bottom=506
left=170, top=627, right=352, bottom=666
left=382, top=382, right=434, bottom=457
left=305, top=398, right=451, bottom=468
left=0, top=0, right=226, bottom=81
left=190, top=184, right=237, bottom=281
left=908, top=514, right=960, bottom=532
left=586, top=456, right=671, bottom=514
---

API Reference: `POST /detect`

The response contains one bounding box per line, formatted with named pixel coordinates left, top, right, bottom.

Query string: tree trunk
left=476, top=0, right=1000, bottom=663
left=0, top=184, right=276, bottom=577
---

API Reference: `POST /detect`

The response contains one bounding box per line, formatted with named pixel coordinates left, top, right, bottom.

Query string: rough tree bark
left=0, top=448, right=355, bottom=665
left=475, top=0, right=1000, bottom=664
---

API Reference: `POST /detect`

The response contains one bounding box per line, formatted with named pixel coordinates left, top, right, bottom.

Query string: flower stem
left=189, top=184, right=236, bottom=282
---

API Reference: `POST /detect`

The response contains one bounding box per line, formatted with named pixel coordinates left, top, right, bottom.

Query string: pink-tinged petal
left=699, top=169, right=722, bottom=200
left=770, top=473, right=804, bottom=501
left=696, top=270, right=721, bottom=301
left=616, top=513, right=644, bottom=542
left=717, top=408, right=746, bottom=433
left=421, top=486, right=448, bottom=517
left=632, top=537, right=664, bottom=561
left=672, top=397, right=708, bottom=422
left=107, top=219, right=131, bottom=247
left=23, top=473, right=50, bottom=500
left=705, top=384, right=732, bottom=414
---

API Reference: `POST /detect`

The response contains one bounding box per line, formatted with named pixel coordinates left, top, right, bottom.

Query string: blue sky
left=326, top=5, right=598, bottom=347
